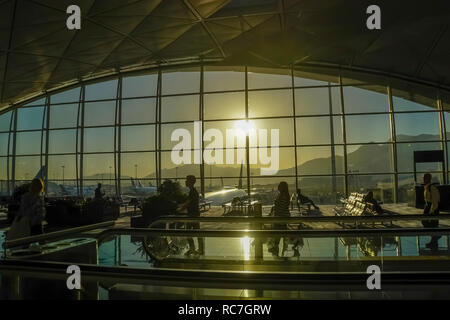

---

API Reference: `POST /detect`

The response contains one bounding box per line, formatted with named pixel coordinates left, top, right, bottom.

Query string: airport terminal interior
left=0, top=0, right=450, bottom=299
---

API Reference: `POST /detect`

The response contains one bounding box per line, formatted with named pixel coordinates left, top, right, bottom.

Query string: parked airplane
left=130, top=178, right=157, bottom=196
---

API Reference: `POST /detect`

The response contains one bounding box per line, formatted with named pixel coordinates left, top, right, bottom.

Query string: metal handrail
left=147, top=214, right=450, bottom=228
left=95, top=226, right=450, bottom=243
left=3, top=220, right=115, bottom=249
left=2, top=259, right=450, bottom=289
left=5, top=214, right=450, bottom=249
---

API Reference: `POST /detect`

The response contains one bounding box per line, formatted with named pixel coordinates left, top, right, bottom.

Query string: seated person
left=291, top=188, right=319, bottom=211
left=94, top=183, right=105, bottom=200
left=363, top=191, right=383, bottom=214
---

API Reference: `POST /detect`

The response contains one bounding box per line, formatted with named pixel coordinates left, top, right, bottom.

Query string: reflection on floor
left=2, top=203, right=450, bottom=299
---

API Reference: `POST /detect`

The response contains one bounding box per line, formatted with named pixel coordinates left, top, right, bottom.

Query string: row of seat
left=334, top=192, right=384, bottom=227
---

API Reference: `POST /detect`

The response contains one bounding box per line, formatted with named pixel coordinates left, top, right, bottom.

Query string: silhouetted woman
left=269, top=181, right=290, bottom=256
left=19, top=178, right=46, bottom=236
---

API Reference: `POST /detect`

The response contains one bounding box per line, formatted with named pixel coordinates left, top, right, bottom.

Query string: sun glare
left=234, top=120, right=255, bottom=137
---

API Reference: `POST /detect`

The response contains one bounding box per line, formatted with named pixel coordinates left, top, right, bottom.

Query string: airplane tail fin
left=34, top=165, right=47, bottom=180
left=130, top=178, right=136, bottom=188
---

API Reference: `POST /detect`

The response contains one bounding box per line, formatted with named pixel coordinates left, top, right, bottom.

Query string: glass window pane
left=396, top=142, right=443, bottom=172
left=347, top=144, right=393, bottom=173
left=346, top=114, right=391, bottom=143
left=343, top=86, right=388, bottom=113
left=248, top=89, right=292, bottom=117
left=0, top=133, right=10, bottom=156
left=252, top=119, right=294, bottom=146
left=161, top=95, right=199, bottom=122
left=121, top=98, right=156, bottom=124
left=204, top=150, right=247, bottom=178
left=24, top=97, right=45, bottom=106
left=121, top=125, right=155, bottom=151
left=248, top=68, right=291, bottom=89
left=50, top=104, right=78, bottom=128
left=0, top=111, right=12, bottom=131
left=331, top=86, right=341, bottom=114
left=122, top=74, right=158, bottom=98
left=294, top=70, right=338, bottom=86
left=50, top=88, right=80, bottom=104
left=83, top=179, right=112, bottom=196
left=121, top=179, right=156, bottom=196
left=47, top=180, right=78, bottom=197
left=83, top=153, right=114, bottom=179
left=297, top=176, right=345, bottom=204
left=161, top=122, right=196, bottom=151
left=17, top=107, right=44, bottom=130
left=162, top=70, right=200, bottom=95
left=294, top=76, right=329, bottom=87
left=160, top=151, right=200, bottom=179
left=347, top=174, right=394, bottom=203
left=48, top=155, right=76, bottom=180
left=84, top=101, right=116, bottom=126
left=295, top=87, right=330, bottom=115
left=204, top=177, right=248, bottom=194
left=397, top=173, right=444, bottom=203
left=250, top=177, right=296, bottom=204
left=397, top=174, right=415, bottom=203
left=48, top=129, right=76, bottom=154
left=446, top=111, right=450, bottom=138
left=85, top=79, right=118, bottom=101
left=0, top=157, right=7, bottom=181
left=392, top=87, right=437, bottom=112
left=84, top=127, right=114, bottom=152
left=15, top=156, right=41, bottom=180
left=16, top=131, right=41, bottom=155
left=296, top=117, right=332, bottom=145
left=204, top=69, right=245, bottom=92
left=204, top=92, right=245, bottom=120
left=250, top=147, right=295, bottom=176
left=298, top=146, right=344, bottom=175
left=395, top=112, right=440, bottom=142
left=121, top=152, right=156, bottom=179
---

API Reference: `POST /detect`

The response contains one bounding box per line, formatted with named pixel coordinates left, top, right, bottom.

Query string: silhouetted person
left=95, top=183, right=104, bottom=200
left=269, top=181, right=290, bottom=257
left=18, top=178, right=45, bottom=236
left=363, top=191, right=383, bottom=214
left=422, top=173, right=441, bottom=249
left=178, top=175, right=204, bottom=256
left=291, top=188, right=319, bottom=211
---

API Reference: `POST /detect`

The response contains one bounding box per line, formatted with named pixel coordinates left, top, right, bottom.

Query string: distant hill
left=84, top=134, right=445, bottom=185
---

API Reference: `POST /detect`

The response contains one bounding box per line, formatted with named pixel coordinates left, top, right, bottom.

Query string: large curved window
left=0, top=66, right=448, bottom=203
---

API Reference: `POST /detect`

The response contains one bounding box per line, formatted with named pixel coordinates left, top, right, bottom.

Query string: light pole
left=134, top=164, right=138, bottom=180
left=61, top=165, right=65, bottom=186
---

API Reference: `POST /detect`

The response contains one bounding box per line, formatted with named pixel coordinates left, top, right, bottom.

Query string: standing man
left=422, top=173, right=441, bottom=249
left=178, top=175, right=204, bottom=256
left=95, top=183, right=104, bottom=200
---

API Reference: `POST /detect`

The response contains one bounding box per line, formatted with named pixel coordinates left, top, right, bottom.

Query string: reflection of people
left=363, top=191, right=383, bottom=214
left=269, top=182, right=290, bottom=257
left=95, top=183, right=104, bottom=200
left=19, top=178, right=46, bottom=236
left=291, top=188, right=319, bottom=211
left=178, top=175, right=204, bottom=256
left=422, top=173, right=441, bottom=249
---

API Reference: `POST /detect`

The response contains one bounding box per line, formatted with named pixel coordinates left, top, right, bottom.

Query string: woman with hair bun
left=18, top=178, right=46, bottom=236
